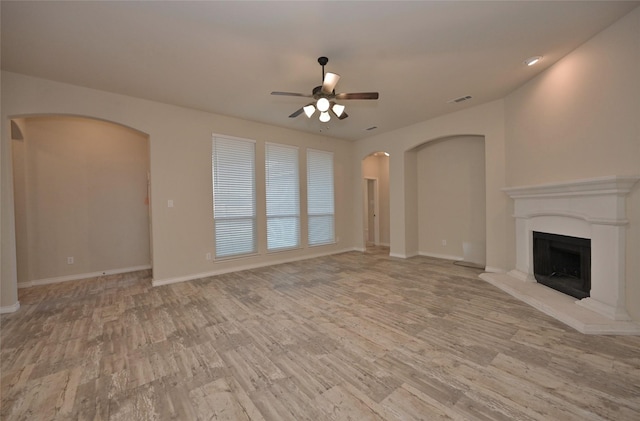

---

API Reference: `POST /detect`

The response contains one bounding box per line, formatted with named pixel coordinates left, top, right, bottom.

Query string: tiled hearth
left=481, top=176, right=640, bottom=335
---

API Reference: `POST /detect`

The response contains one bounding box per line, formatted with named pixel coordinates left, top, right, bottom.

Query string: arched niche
left=407, top=135, right=486, bottom=266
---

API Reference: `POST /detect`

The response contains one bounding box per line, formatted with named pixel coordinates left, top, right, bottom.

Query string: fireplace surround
left=481, top=175, right=640, bottom=334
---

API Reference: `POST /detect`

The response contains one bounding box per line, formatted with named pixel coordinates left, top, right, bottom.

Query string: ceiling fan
left=271, top=56, right=379, bottom=122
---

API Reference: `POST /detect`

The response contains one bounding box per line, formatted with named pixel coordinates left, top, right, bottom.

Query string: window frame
left=212, top=134, right=258, bottom=260
left=265, top=142, right=301, bottom=252
left=306, top=148, right=336, bottom=247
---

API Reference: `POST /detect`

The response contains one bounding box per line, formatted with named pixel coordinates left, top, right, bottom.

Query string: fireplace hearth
left=533, top=231, right=590, bottom=299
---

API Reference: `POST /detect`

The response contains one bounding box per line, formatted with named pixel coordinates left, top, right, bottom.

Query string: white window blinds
left=307, top=149, right=335, bottom=246
left=212, top=135, right=256, bottom=258
left=266, top=143, right=300, bottom=251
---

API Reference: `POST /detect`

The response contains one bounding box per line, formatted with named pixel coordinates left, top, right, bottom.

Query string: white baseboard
left=18, top=265, right=152, bottom=288
left=0, top=301, right=20, bottom=314
left=152, top=248, right=356, bottom=287
left=388, top=251, right=420, bottom=259
left=419, top=251, right=463, bottom=261
left=389, top=252, right=407, bottom=258
left=485, top=266, right=507, bottom=273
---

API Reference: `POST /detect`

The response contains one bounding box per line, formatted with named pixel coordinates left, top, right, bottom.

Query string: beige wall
left=504, top=7, right=640, bottom=319
left=361, top=154, right=390, bottom=246
left=353, top=100, right=509, bottom=271
left=416, top=136, right=486, bottom=264
left=13, top=116, right=150, bottom=284
left=2, top=7, right=637, bottom=319
left=1, top=71, right=356, bottom=307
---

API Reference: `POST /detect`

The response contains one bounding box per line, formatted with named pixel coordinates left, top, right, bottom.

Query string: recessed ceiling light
left=524, top=56, right=542, bottom=66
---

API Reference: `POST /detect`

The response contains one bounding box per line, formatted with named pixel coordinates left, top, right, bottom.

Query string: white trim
left=377, top=242, right=390, bottom=247
left=389, top=253, right=407, bottom=259
left=504, top=175, right=639, bottom=321
left=389, top=251, right=420, bottom=259
left=18, top=265, right=151, bottom=288
left=152, top=248, right=356, bottom=287
left=212, top=132, right=257, bottom=144
left=0, top=301, right=20, bottom=314
left=512, top=210, right=629, bottom=226
left=502, top=175, right=640, bottom=198
left=485, top=266, right=506, bottom=274
left=419, top=251, right=463, bottom=261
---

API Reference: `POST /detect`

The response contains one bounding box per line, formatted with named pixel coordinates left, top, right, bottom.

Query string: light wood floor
left=2, top=247, right=640, bottom=420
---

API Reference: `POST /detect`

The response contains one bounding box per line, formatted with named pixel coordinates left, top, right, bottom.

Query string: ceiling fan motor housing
left=312, top=86, right=332, bottom=99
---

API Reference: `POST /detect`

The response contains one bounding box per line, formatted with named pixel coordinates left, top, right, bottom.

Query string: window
left=307, top=149, right=335, bottom=246
left=212, top=135, right=256, bottom=258
left=266, top=143, right=300, bottom=251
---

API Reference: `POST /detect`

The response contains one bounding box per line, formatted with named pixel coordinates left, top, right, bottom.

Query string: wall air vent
left=447, top=95, right=472, bottom=104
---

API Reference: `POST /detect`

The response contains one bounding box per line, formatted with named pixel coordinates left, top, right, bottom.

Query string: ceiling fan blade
left=271, top=91, right=311, bottom=97
left=335, top=92, right=379, bottom=100
left=321, top=72, right=340, bottom=94
left=338, top=111, right=349, bottom=120
left=288, top=107, right=305, bottom=118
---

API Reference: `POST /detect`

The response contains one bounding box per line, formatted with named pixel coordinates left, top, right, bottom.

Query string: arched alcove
left=11, top=115, right=152, bottom=288
left=410, top=135, right=486, bottom=266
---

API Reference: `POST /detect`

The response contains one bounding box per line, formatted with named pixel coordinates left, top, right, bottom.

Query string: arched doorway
left=362, top=151, right=390, bottom=251
left=11, top=115, right=151, bottom=287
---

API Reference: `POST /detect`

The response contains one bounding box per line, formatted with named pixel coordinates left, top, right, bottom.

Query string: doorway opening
left=11, top=115, right=152, bottom=287
left=364, top=178, right=378, bottom=246
left=362, top=151, right=390, bottom=253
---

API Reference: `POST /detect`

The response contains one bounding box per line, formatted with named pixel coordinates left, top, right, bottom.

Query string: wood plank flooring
left=2, top=247, right=640, bottom=420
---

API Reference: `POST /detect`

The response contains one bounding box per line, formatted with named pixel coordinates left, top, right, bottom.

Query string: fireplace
left=503, top=176, right=640, bottom=324
left=533, top=232, right=590, bottom=299
left=478, top=176, right=639, bottom=333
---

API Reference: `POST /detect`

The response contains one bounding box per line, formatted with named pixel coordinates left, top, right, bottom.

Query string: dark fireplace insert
left=532, top=231, right=591, bottom=299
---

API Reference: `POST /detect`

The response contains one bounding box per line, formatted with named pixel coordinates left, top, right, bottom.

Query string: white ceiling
left=2, top=1, right=638, bottom=141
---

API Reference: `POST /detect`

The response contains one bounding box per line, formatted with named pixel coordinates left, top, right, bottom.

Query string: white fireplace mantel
left=482, top=175, right=640, bottom=334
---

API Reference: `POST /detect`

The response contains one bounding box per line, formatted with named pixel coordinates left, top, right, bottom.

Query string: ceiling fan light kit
left=316, top=97, right=330, bottom=112
left=319, top=112, right=331, bottom=123
left=332, top=103, right=345, bottom=117
left=303, top=104, right=315, bottom=118
left=271, top=56, right=379, bottom=123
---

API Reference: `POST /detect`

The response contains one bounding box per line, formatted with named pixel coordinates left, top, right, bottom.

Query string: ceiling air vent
left=447, top=95, right=472, bottom=104
left=365, top=126, right=378, bottom=131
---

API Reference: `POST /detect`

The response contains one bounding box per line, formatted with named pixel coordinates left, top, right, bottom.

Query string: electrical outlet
left=441, top=240, right=447, bottom=247
left=168, top=199, right=174, bottom=208
left=67, top=256, right=74, bottom=264
left=206, top=252, right=212, bottom=260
